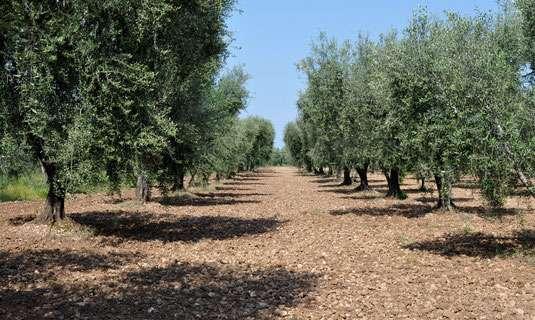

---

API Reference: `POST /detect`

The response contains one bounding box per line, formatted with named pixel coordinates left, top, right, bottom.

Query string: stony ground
left=1, top=167, right=534, bottom=320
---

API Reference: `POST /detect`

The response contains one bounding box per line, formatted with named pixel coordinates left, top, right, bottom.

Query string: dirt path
left=1, top=167, right=534, bottom=319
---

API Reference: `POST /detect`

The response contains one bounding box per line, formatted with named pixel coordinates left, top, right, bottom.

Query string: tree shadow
left=341, top=192, right=384, bottom=200
left=194, top=192, right=271, bottom=199
left=329, top=203, right=433, bottom=219
left=156, top=195, right=261, bottom=206
left=311, top=178, right=337, bottom=184
left=318, top=188, right=355, bottom=195
left=317, top=183, right=344, bottom=188
left=455, top=206, right=520, bottom=218
left=369, top=184, right=388, bottom=189
left=367, top=178, right=385, bottom=183
left=8, top=214, right=36, bottom=226
left=231, top=177, right=262, bottom=181
left=404, top=230, right=535, bottom=258
left=0, top=249, right=138, bottom=286
left=223, top=182, right=266, bottom=186
left=373, top=187, right=424, bottom=195
left=215, top=186, right=254, bottom=191
left=70, top=211, right=283, bottom=243
left=1, top=262, right=318, bottom=320
left=414, top=197, right=473, bottom=204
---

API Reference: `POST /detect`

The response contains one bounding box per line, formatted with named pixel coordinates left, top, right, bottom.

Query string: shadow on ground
left=230, top=177, right=262, bottom=182
left=404, top=230, right=535, bottom=258
left=1, top=252, right=317, bottom=320
left=311, top=178, right=338, bottom=184
left=414, top=196, right=473, bottom=204
left=223, top=182, right=266, bottom=186
left=194, top=192, right=271, bottom=199
left=157, top=194, right=261, bottom=206
left=215, top=186, right=254, bottom=191
left=0, top=249, right=137, bottom=286
left=329, top=203, right=434, bottom=219
left=318, top=188, right=359, bottom=194
left=69, top=211, right=283, bottom=243
left=8, top=215, right=36, bottom=226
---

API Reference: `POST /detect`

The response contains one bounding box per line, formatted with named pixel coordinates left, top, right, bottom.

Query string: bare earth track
left=1, top=167, right=534, bottom=319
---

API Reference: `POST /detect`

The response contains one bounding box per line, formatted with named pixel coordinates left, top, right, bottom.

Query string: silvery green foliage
left=0, top=0, right=246, bottom=206
left=293, top=5, right=533, bottom=207
left=297, top=33, right=351, bottom=170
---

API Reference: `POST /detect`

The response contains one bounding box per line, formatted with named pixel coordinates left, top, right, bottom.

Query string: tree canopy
left=286, top=3, right=534, bottom=208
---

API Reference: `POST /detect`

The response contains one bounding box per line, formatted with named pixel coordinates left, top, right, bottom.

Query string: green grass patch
left=0, top=171, right=47, bottom=202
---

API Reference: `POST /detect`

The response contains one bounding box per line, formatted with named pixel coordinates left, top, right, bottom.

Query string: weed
left=0, top=170, right=47, bottom=202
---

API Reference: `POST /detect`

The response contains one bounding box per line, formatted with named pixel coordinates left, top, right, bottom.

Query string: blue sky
left=225, top=0, right=499, bottom=147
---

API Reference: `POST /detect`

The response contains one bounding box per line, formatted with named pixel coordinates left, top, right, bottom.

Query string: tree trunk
left=340, top=167, right=352, bottom=186
left=435, top=175, right=453, bottom=210
left=189, top=172, right=197, bottom=188
left=136, top=175, right=151, bottom=203
left=173, top=166, right=185, bottom=191
left=419, top=177, right=427, bottom=191
left=201, top=173, right=210, bottom=187
left=385, top=168, right=404, bottom=199
left=38, top=161, right=65, bottom=223
left=494, top=123, right=534, bottom=198
left=355, top=165, right=369, bottom=191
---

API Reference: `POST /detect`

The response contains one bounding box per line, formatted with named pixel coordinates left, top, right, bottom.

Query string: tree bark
left=136, top=175, right=151, bottom=203
left=435, top=175, right=453, bottom=210
left=201, top=173, right=210, bottom=187
left=177, top=169, right=185, bottom=190
left=37, top=161, right=65, bottom=223
left=419, top=177, right=427, bottom=191
left=189, top=172, right=197, bottom=188
left=385, top=168, right=404, bottom=199
left=355, top=165, right=369, bottom=191
left=340, top=166, right=352, bottom=186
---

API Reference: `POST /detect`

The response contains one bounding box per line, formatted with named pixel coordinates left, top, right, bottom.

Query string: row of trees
left=285, top=2, right=535, bottom=210
left=0, top=0, right=274, bottom=223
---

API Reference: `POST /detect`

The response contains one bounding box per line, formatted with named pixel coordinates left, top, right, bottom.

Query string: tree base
left=435, top=199, right=456, bottom=211
left=35, top=194, right=65, bottom=224
left=386, top=190, right=407, bottom=200
left=136, top=175, right=151, bottom=203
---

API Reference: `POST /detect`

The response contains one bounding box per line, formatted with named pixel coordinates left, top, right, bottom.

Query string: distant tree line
left=0, top=0, right=274, bottom=223
left=285, top=3, right=535, bottom=210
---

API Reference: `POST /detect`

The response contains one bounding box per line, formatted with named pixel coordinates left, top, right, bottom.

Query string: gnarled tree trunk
left=355, top=164, right=369, bottom=191
left=340, top=166, right=352, bottom=186
left=419, top=177, right=427, bottom=191
left=171, top=166, right=185, bottom=191
left=136, top=175, right=151, bottom=203
left=385, top=168, right=403, bottom=199
left=38, top=161, right=65, bottom=223
left=435, top=175, right=453, bottom=210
